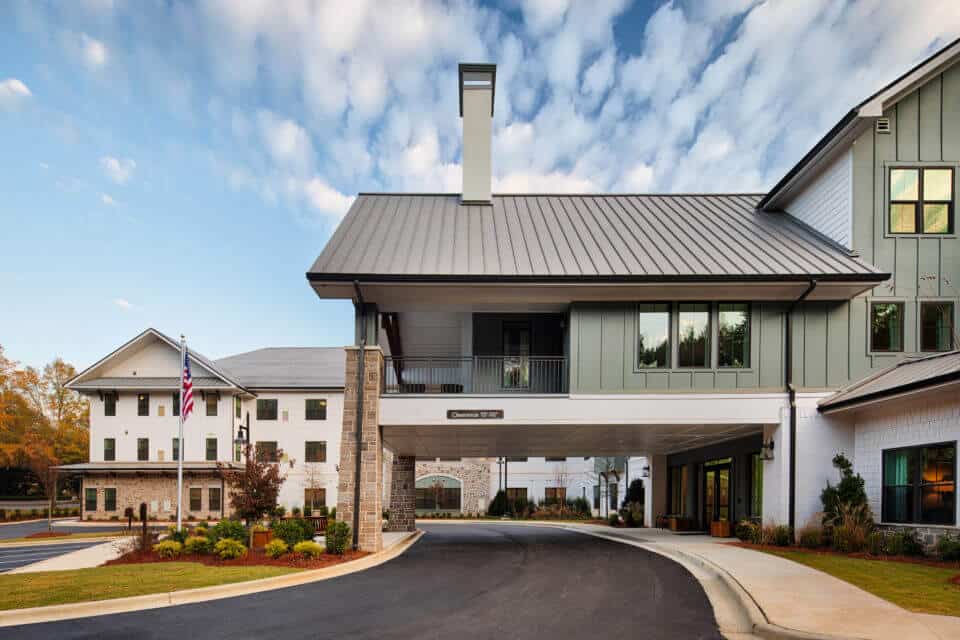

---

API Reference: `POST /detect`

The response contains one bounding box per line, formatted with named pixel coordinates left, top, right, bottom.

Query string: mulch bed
left=727, top=540, right=960, bottom=571
left=25, top=531, right=72, bottom=539
left=106, top=547, right=368, bottom=569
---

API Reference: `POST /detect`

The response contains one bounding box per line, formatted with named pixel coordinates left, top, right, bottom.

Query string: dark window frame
left=305, top=441, right=327, bottom=463
left=256, top=441, right=279, bottom=463
left=104, top=393, right=116, bottom=417
left=635, top=302, right=671, bottom=369
left=888, top=166, right=955, bottom=235
left=103, top=438, right=116, bottom=461
left=104, top=487, right=117, bottom=512
left=882, top=441, right=956, bottom=526
left=677, top=302, right=711, bottom=368
left=84, top=487, right=97, bottom=512
left=205, top=437, right=218, bottom=461
left=137, top=438, right=149, bottom=461
left=304, top=487, right=327, bottom=510
left=305, top=399, right=327, bottom=421
left=172, top=392, right=180, bottom=417
left=718, top=302, right=751, bottom=369
left=920, top=300, right=955, bottom=352
left=256, top=399, right=278, bottom=421
left=206, top=393, right=218, bottom=417
left=208, top=487, right=222, bottom=512
left=137, top=393, right=150, bottom=417
left=869, top=301, right=905, bottom=353
left=172, top=437, right=180, bottom=461
left=189, top=487, right=202, bottom=512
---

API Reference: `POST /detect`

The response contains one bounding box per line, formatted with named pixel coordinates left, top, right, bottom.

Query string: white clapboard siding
left=783, top=148, right=853, bottom=248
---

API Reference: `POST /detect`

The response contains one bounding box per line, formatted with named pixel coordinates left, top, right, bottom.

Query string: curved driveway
left=9, top=524, right=722, bottom=639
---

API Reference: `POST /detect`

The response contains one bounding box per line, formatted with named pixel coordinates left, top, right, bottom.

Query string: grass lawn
left=764, top=549, right=960, bottom=617
left=0, top=530, right=127, bottom=545
left=0, top=563, right=302, bottom=610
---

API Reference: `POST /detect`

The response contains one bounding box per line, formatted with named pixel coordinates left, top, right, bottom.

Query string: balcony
left=382, top=356, right=568, bottom=395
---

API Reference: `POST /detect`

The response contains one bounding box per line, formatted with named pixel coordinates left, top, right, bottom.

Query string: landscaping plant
left=325, top=520, right=351, bottom=555
left=153, top=540, right=183, bottom=559
left=607, top=512, right=620, bottom=527
left=487, top=490, right=509, bottom=517
left=271, top=518, right=315, bottom=547
left=797, top=523, right=823, bottom=549
left=936, top=533, right=960, bottom=562
left=184, top=536, right=213, bottom=555
left=735, top=520, right=758, bottom=542
left=264, top=539, right=288, bottom=559
left=214, top=538, right=247, bottom=560
left=820, top=454, right=871, bottom=527
left=166, top=526, right=190, bottom=544
left=829, top=502, right=872, bottom=553
left=293, top=540, right=324, bottom=559
left=210, top=519, right=247, bottom=543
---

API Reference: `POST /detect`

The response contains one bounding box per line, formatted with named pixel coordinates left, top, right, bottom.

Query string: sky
left=1, top=0, right=959, bottom=371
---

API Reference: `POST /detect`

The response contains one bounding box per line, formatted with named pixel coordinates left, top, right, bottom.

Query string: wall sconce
left=640, top=465, right=650, bottom=478
left=761, top=439, right=775, bottom=461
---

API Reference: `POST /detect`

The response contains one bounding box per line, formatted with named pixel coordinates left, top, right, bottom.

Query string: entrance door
left=704, top=461, right=731, bottom=525
left=502, top=321, right=531, bottom=389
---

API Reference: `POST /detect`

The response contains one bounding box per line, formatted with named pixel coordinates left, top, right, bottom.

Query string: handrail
left=382, top=356, right=568, bottom=394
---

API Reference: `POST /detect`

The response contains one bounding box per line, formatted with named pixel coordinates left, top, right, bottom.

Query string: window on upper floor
left=920, top=301, right=955, bottom=352
left=889, top=167, right=954, bottom=234
left=104, top=393, right=116, bottom=417
left=718, top=303, right=751, bottom=368
left=235, top=396, right=241, bottom=419
left=103, top=438, right=116, bottom=461
left=545, top=457, right=566, bottom=462
left=206, top=437, right=218, bottom=461
left=678, top=303, right=710, bottom=368
left=137, top=393, right=150, bottom=416
left=637, top=303, right=670, bottom=368
left=870, top=302, right=904, bottom=352
left=305, top=441, right=326, bottom=463
left=137, top=438, right=149, bottom=461
left=257, top=399, right=278, bottom=421
left=206, top=394, right=218, bottom=417
left=256, top=441, right=279, bottom=462
left=172, top=437, right=180, bottom=461
left=882, top=442, right=955, bottom=525
left=305, top=399, right=327, bottom=420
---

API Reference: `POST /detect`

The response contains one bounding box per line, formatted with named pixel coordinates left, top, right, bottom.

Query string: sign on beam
left=446, top=409, right=504, bottom=420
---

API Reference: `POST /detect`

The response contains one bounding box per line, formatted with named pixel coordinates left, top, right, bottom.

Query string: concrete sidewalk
left=583, top=525, right=960, bottom=640
left=7, top=539, right=130, bottom=574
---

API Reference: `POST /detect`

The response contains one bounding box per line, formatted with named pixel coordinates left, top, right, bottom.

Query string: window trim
left=205, top=437, right=218, bottom=462
left=919, top=299, right=955, bottom=353
left=208, top=487, right=222, bottom=512
left=188, top=487, right=202, bottom=513
left=886, top=163, right=956, bottom=237
left=305, top=398, right=327, bottom=421
left=676, top=302, right=712, bottom=369
left=869, top=300, right=906, bottom=354
left=881, top=441, right=956, bottom=526
left=717, top=302, right=751, bottom=369
left=104, top=393, right=117, bottom=417
left=634, top=302, right=672, bottom=371
left=137, top=393, right=150, bottom=417
left=256, top=399, right=278, bottom=421
left=104, top=487, right=117, bottom=512
left=304, top=441, right=327, bottom=463
left=137, top=438, right=149, bottom=462
left=103, top=438, right=116, bottom=462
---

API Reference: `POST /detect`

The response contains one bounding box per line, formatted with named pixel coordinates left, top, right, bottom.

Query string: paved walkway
left=0, top=542, right=106, bottom=573
left=580, top=525, right=960, bottom=640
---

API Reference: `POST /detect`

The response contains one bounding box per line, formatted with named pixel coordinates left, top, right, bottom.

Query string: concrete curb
left=0, top=529, right=423, bottom=628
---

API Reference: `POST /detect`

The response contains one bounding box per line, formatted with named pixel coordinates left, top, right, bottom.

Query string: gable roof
left=215, top=347, right=345, bottom=389
left=760, top=37, right=960, bottom=211
left=819, top=351, right=960, bottom=413
left=307, top=193, right=884, bottom=283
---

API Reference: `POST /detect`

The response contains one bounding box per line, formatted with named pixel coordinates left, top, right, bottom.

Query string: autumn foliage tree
left=218, top=443, right=286, bottom=529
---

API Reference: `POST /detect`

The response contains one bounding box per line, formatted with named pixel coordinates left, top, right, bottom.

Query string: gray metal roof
left=308, top=194, right=885, bottom=282
left=54, top=462, right=240, bottom=472
left=215, top=347, right=345, bottom=389
left=70, top=377, right=232, bottom=390
left=819, top=351, right=960, bottom=412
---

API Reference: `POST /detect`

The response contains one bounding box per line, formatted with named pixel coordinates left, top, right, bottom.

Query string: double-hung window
left=305, top=441, right=326, bottom=463
left=137, top=393, right=150, bottom=416
left=206, top=394, right=218, bottom=417
left=257, top=399, right=278, bottom=421
left=103, top=438, right=116, bottom=461
left=256, top=441, right=279, bottom=462
left=920, top=301, right=955, bottom=352
left=889, top=167, right=954, bottom=234
left=104, top=488, right=117, bottom=512
left=870, top=302, right=904, bottom=352
left=189, top=488, right=202, bottom=512
left=104, top=393, right=116, bottom=416
left=137, top=438, right=149, bottom=461
left=206, top=437, right=218, bottom=461
left=84, top=488, right=97, bottom=512
left=305, top=399, right=327, bottom=420
left=883, top=443, right=955, bottom=525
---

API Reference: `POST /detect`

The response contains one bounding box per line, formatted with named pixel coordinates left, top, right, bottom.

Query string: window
left=104, top=488, right=117, bottom=512
left=669, top=465, right=687, bottom=515
left=172, top=392, right=180, bottom=417
left=750, top=453, right=763, bottom=519
left=416, top=476, right=462, bottom=512
left=505, top=487, right=527, bottom=502
left=172, top=437, right=180, bottom=461
left=235, top=397, right=241, bottom=419
left=718, top=303, right=750, bottom=368
left=256, top=441, right=279, bottom=462
left=608, top=483, right=619, bottom=511
left=593, top=485, right=600, bottom=510
left=883, top=443, right=955, bottom=525
left=545, top=457, right=567, bottom=462
left=137, top=438, right=149, bottom=461
left=921, top=302, right=954, bottom=352
left=206, top=394, right=218, bottom=417
left=104, top=393, right=116, bottom=417
left=189, top=488, right=202, bottom=512
left=208, top=487, right=222, bottom=512
left=84, top=488, right=97, bottom=512
left=206, top=438, right=218, bottom=461
left=889, top=167, right=954, bottom=234
left=637, top=303, right=670, bottom=368
left=544, top=487, right=566, bottom=504
left=305, top=399, right=327, bottom=420
left=870, top=302, right=904, bottom=352
left=137, top=393, right=150, bottom=416
left=506, top=457, right=527, bottom=463
left=103, top=438, right=116, bottom=461
left=678, top=303, right=710, bottom=367
left=305, top=441, right=327, bottom=463
left=305, top=488, right=326, bottom=511
left=257, top=399, right=278, bottom=421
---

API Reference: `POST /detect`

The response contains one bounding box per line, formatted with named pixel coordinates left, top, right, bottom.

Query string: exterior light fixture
left=641, top=464, right=650, bottom=478
left=761, top=439, right=775, bottom=461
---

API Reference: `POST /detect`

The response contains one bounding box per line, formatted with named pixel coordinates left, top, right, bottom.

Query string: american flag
left=181, top=351, right=194, bottom=421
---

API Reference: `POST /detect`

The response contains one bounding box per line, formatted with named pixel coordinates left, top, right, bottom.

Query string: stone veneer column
left=337, top=346, right=384, bottom=552
left=386, top=455, right=416, bottom=532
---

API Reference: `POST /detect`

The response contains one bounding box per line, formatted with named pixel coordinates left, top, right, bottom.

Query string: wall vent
left=875, top=118, right=891, bottom=134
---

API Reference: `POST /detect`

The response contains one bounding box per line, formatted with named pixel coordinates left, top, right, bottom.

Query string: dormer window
left=889, top=167, right=954, bottom=234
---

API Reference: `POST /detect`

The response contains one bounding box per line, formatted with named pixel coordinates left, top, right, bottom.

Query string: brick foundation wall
left=386, top=456, right=416, bottom=531
left=81, top=472, right=231, bottom=521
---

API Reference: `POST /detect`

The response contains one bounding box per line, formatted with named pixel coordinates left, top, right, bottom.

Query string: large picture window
left=889, top=167, right=954, bottom=234
left=920, top=302, right=954, bottom=352
left=882, top=443, right=955, bottom=525
left=636, top=303, right=670, bottom=368
left=870, top=302, right=904, bottom=352
left=416, top=475, right=462, bottom=513
left=678, top=303, right=710, bottom=368
left=718, top=303, right=750, bottom=368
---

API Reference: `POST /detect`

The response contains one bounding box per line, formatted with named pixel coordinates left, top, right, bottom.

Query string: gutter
left=351, top=281, right=367, bottom=551
left=307, top=272, right=886, bottom=285
left=785, top=279, right=817, bottom=533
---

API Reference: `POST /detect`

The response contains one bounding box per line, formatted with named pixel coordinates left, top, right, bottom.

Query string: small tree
left=820, top=453, right=871, bottom=526
left=218, top=443, right=286, bottom=545
left=24, top=433, right=61, bottom=531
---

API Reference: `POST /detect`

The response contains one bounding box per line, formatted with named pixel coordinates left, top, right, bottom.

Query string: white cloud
left=39, top=162, right=49, bottom=170
left=100, top=156, right=136, bottom=183
left=494, top=170, right=596, bottom=194
left=256, top=110, right=314, bottom=174
left=619, top=164, right=654, bottom=193
left=113, top=298, right=134, bottom=310
left=100, top=193, right=117, bottom=206
left=81, top=33, right=108, bottom=68
left=301, top=177, right=355, bottom=219
left=0, top=78, right=32, bottom=108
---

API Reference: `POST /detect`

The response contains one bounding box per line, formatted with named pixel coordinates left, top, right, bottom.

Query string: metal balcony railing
left=382, top=356, right=568, bottom=394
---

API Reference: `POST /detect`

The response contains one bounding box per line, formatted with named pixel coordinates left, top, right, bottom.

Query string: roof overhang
left=818, top=375, right=960, bottom=415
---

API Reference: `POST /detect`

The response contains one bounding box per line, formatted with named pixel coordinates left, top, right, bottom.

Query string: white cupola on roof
left=458, top=63, right=496, bottom=205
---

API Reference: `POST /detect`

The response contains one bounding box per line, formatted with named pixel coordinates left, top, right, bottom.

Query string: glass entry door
left=704, top=460, right=732, bottom=524
left=502, top=321, right=531, bottom=389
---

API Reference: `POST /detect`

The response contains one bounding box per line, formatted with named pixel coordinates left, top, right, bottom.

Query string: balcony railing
left=383, top=356, right=568, bottom=394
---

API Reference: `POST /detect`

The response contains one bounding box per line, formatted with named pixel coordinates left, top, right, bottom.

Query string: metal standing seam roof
left=308, top=194, right=886, bottom=282
left=215, top=347, right=346, bottom=389
left=819, top=351, right=960, bottom=412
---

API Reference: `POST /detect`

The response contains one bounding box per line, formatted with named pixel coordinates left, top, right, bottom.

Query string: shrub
left=829, top=502, right=872, bottom=553
left=772, top=525, right=792, bottom=546
left=821, top=454, right=871, bottom=526
left=184, top=536, right=212, bottom=554
left=607, top=512, right=620, bottom=527
left=304, top=505, right=313, bottom=517
left=798, top=524, right=824, bottom=549
left=867, top=531, right=886, bottom=556
left=193, top=526, right=208, bottom=538
left=572, top=497, right=591, bottom=517
left=271, top=518, right=315, bottom=547
left=291, top=506, right=302, bottom=517
left=898, top=530, right=925, bottom=557
left=325, top=520, right=351, bottom=555
left=293, top=540, right=324, bottom=559
left=735, top=520, right=758, bottom=542
left=936, top=534, right=960, bottom=562
left=488, top=490, right=509, bottom=517
left=110, top=515, right=120, bottom=521
left=273, top=505, right=287, bottom=519
left=166, top=526, right=189, bottom=544
left=214, top=538, right=247, bottom=560
left=153, top=540, right=183, bottom=559
left=264, top=539, right=289, bottom=559
left=210, top=519, right=247, bottom=543
left=329, top=507, right=336, bottom=520
left=317, top=505, right=329, bottom=517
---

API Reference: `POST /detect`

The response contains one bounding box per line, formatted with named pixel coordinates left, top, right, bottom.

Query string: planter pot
left=252, top=530, right=272, bottom=549
left=710, top=520, right=732, bottom=538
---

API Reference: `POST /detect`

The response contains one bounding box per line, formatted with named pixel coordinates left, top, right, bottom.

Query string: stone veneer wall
left=851, top=385, right=960, bottom=546
left=81, top=473, right=231, bottom=521
left=416, top=459, right=492, bottom=515
left=386, top=456, right=416, bottom=531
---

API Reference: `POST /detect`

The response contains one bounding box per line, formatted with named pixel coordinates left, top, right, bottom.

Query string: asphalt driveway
left=0, top=541, right=104, bottom=573
left=8, top=523, right=722, bottom=639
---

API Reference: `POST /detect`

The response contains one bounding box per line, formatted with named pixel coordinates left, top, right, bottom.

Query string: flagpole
left=176, top=335, right=185, bottom=531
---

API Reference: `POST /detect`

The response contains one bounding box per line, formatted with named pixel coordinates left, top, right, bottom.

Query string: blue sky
left=1, top=0, right=958, bottom=370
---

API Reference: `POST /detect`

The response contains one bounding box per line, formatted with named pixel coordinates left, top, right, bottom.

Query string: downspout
left=351, top=281, right=367, bottom=550
left=786, top=279, right=817, bottom=532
